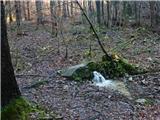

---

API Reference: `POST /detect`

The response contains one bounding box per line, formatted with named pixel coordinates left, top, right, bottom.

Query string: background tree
left=35, top=0, right=43, bottom=29
left=50, top=0, right=57, bottom=36
left=106, top=0, right=110, bottom=28
left=96, top=1, right=101, bottom=25
left=149, top=1, right=156, bottom=27
left=6, top=0, right=13, bottom=24
left=26, top=1, right=30, bottom=20
left=1, top=1, right=21, bottom=108
left=15, top=1, right=22, bottom=35
left=23, top=1, right=27, bottom=21
left=70, top=1, right=73, bottom=16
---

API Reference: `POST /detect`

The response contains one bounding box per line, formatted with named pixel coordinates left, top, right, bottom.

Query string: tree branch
left=76, top=1, right=112, bottom=60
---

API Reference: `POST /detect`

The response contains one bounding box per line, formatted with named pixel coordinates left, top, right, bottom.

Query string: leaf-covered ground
left=8, top=21, right=160, bottom=120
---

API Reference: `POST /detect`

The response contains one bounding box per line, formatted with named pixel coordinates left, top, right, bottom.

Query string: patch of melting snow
left=92, top=71, right=132, bottom=99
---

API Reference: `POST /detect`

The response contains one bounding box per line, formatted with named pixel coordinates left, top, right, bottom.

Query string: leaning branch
left=76, top=1, right=112, bottom=60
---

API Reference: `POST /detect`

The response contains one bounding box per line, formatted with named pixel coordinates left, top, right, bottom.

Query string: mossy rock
left=59, top=55, right=144, bottom=81
left=59, top=61, right=98, bottom=81
left=99, top=55, right=144, bottom=78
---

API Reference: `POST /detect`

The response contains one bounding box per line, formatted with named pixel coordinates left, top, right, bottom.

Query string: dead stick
left=76, top=1, right=112, bottom=60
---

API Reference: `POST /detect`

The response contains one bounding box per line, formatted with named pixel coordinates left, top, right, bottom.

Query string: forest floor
left=8, top=21, right=160, bottom=120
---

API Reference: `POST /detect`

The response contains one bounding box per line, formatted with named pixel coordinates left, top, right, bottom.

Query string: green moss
left=70, top=62, right=98, bottom=81
left=144, top=98, right=155, bottom=106
left=61, top=55, right=145, bottom=81
left=1, top=97, right=53, bottom=120
left=99, top=55, right=144, bottom=78
left=1, top=97, right=31, bottom=120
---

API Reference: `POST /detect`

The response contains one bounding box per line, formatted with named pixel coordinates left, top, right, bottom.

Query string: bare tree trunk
left=1, top=1, right=21, bottom=108
left=101, top=0, right=105, bottom=25
left=96, top=1, right=101, bottom=25
left=88, top=1, right=92, bottom=18
left=134, top=2, right=138, bottom=26
left=155, top=2, right=160, bottom=25
left=8, top=1, right=13, bottom=24
left=36, top=0, right=43, bottom=29
left=63, top=1, right=67, bottom=19
left=106, top=1, right=110, bottom=28
left=23, top=1, right=27, bottom=20
left=57, top=1, right=61, bottom=16
left=138, top=2, right=141, bottom=26
left=27, top=1, right=31, bottom=20
left=122, top=1, right=127, bottom=27
left=71, top=1, right=73, bottom=16
left=113, top=1, right=118, bottom=26
left=66, top=1, right=70, bottom=17
left=149, top=1, right=156, bottom=27
left=50, top=0, right=57, bottom=36
left=15, top=1, right=22, bottom=35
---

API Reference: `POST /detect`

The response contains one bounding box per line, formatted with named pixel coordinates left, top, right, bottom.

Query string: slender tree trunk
left=66, top=1, right=70, bottom=17
left=8, top=1, right=13, bottom=24
left=15, top=1, right=22, bottom=35
left=106, top=1, right=110, bottom=28
left=63, top=1, right=67, bottom=19
left=149, top=1, right=155, bottom=27
left=50, top=0, right=57, bottom=36
left=71, top=1, right=73, bottom=16
left=122, top=1, right=127, bottom=27
left=1, top=1, right=21, bottom=108
left=155, top=2, right=160, bottom=25
left=138, top=2, right=141, bottom=26
left=115, top=1, right=118, bottom=26
left=96, top=1, right=101, bottom=25
left=27, top=1, right=30, bottom=20
left=57, top=1, right=61, bottom=16
left=23, top=1, right=27, bottom=20
left=101, top=0, right=105, bottom=25
left=36, top=0, right=43, bottom=29
left=134, top=2, right=138, bottom=26
left=88, top=1, right=92, bottom=18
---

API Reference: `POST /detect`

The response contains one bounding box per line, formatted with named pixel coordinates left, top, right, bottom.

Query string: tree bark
left=27, top=1, right=31, bottom=20
left=155, top=2, right=160, bottom=25
left=134, top=2, right=138, bottom=26
left=50, top=0, right=57, bottom=36
left=101, top=0, right=105, bottom=25
left=71, top=1, right=73, bottom=16
left=66, top=1, right=70, bottom=17
left=138, top=2, right=141, bottom=26
left=88, top=1, right=92, bottom=18
left=63, top=1, right=67, bottom=19
left=96, top=1, right=101, bottom=25
left=149, top=1, right=156, bottom=27
left=8, top=1, right=13, bottom=24
left=36, top=0, right=43, bottom=28
left=23, top=1, right=27, bottom=20
left=15, top=1, right=22, bottom=35
left=106, top=1, right=110, bottom=28
left=1, top=1, right=21, bottom=108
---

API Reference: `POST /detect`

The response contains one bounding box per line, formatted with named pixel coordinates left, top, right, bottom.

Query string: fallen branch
left=76, top=1, right=112, bottom=61
left=15, top=74, right=54, bottom=78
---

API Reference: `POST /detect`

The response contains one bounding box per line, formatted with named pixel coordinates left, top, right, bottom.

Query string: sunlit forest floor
left=8, top=21, right=160, bottom=119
